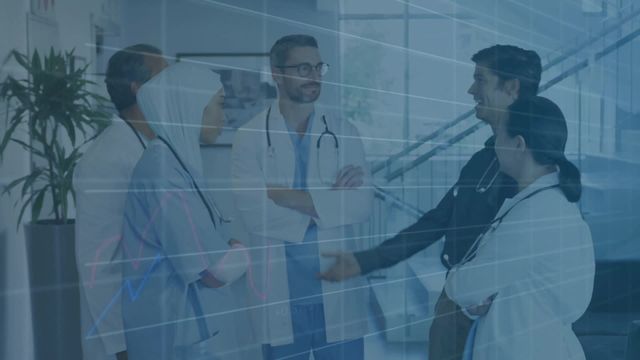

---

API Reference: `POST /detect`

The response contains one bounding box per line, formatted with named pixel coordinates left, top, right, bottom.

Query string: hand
left=267, top=185, right=286, bottom=203
left=465, top=294, right=496, bottom=316
left=200, top=270, right=225, bottom=288
left=266, top=186, right=288, bottom=206
left=201, top=242, right=250, bottom=288
left=266, top=186, right=319, bottom=217
left=318, top=251, right=362, bottom=282
left=332, top=165, right=364, bottom=190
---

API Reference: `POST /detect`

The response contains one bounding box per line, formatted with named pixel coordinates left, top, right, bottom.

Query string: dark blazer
left=355, top=137, right=518, bottom=273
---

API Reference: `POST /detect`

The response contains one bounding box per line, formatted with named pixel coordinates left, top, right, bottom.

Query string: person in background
left=74, top=44, right=167, bottom=360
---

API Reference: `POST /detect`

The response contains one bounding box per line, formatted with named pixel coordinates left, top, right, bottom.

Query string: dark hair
left=105, top=44, right=162, bottom=112
left=472, top=45, right=542, bottom=99
left=270, top=34, right=318, bottom=67
left=506, top=96, right=581, bottom=202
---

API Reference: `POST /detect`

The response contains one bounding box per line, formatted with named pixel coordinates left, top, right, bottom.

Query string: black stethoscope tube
left=457, top=184, right=561, bottom=267
left=157, top=136, right=229, bottom=228
left=265, top=105, right=338, bottom=151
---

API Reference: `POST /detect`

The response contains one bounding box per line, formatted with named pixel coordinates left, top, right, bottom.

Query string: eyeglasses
left=276, top=62, right=330, bottom=77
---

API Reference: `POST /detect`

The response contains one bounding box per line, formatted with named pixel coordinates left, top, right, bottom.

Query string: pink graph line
left=86, top=191, right=176, bottom=288
left=127, top=191, right=176, bottom=270
left=87, top=185, right=284, bottom=338
left=87, top=188, right=274, bottom=303
left=176, top=191, right=211, bottom=270
left=87, top=234, right=121, bottom=289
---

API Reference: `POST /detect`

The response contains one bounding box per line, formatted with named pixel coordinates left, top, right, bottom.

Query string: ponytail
left=557, top=157, right=581, bottom=203
left=507, top=96, right=581, bottom=202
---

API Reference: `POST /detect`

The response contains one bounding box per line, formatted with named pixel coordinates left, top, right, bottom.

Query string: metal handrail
left=370, top=109, right=474, bottom=174
left=371, top=4, right=640, bottom=176
left=385, top=24, right=640, bottom=183
left=373, top=184, right=423, bottom=218
left=541, top=4, right=640, bottom=72
left=386, top=121, right=485, bottom=182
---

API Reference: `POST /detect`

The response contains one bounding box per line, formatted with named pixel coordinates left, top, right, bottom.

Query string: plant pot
left=25, top=221, right=82, bottom=360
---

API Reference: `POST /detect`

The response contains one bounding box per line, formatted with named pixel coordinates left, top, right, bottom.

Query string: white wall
left=0, top=0, right=32, bottom=358
left=0, top=0, right=113, bottom=358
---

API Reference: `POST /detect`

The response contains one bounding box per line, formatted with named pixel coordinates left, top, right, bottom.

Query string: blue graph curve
left=85, top=252, right=163, bottom=338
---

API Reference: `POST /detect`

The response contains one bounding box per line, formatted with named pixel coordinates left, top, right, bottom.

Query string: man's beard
left=284, top=81, right=321, bottom=104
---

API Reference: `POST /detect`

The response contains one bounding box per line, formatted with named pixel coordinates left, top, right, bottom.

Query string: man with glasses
left=231, top=34, right=373, bottom=360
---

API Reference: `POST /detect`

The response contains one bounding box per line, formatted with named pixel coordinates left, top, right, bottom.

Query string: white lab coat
left=74, top=118, right=145, bottom=359
left=445, top=172, right=595, bottom=360
left=231, top=103, right=374, bottom=346
left=121, top=63, right=244, bottom=360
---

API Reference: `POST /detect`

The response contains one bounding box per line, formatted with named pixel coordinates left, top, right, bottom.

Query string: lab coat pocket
left=264, top=153, right=290, bottom=187
left=174, top=330, right=221, bottom=360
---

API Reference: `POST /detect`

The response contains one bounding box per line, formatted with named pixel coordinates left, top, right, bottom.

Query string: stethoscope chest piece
left=265, top=105, right=340, bottom=185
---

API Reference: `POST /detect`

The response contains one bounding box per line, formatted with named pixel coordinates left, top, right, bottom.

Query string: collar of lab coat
left=115, top=116, right=148, bottom=148
left=268, top=100, right=327, bottom=138
left=264, top=99, right=342, bottom=186
left=496, top=171, right=560, bottom=218
left=267, top=100, right=326, bottom=157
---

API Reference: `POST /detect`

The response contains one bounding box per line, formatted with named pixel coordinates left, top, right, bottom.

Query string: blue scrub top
left=283, top=113, right=323, bottom=306
left=120, top=141, right=235, bottom=360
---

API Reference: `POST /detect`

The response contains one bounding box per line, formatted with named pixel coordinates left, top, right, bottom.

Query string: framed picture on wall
left=30, top=0, right=57, bottom=20
left=176, top=52, right=277, bottom=144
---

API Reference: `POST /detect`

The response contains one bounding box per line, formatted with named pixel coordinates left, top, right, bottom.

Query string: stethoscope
left=123, top=117, right=148, bottom=150
left=157, top=136, right=230, bottom=344
left=124, top=119, right=230, bottom=226
left=265, top=105, right=340, bottom=185
left=157, top=136, right=232, bottom=228
left=452, top=157, right=501, bottom=198
left=476, top=157, right=500, bottom=193
left=121, top=121, right=229, bottom=343
left=454, top=184, right=560, bottom=268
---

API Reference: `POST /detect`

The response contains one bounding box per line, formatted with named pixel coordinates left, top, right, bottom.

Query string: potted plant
left=0, top=48, right=109, bottom=360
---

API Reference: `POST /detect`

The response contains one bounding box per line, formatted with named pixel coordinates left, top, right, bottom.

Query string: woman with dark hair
left=444, top=96, right=595, bottom=360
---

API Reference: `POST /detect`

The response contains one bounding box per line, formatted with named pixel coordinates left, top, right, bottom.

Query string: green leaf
left=2, top=173, right=32, bottom=196
left=16, top=189, right=38, bottom=230
left=19, top=168, right=45, bottom=197
left=0, top=113, right=24, bottom=159
left=69, top=53, right=75, bottom=73
left=10, top=138, right=45, bottom=158
left=1, top=47, right=110, bottom=224
left=10, top=50, right=29, bottom=71
left=31, top=189, right=46, bottom=223
left=31, top=49, right=42, bottom=73
left=62, top=147, right=80, bottom=171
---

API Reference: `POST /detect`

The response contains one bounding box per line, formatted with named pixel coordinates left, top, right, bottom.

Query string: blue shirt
left=463, top=319, right=479, bottom=360
left=284, top=113, right=323, bottom=306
